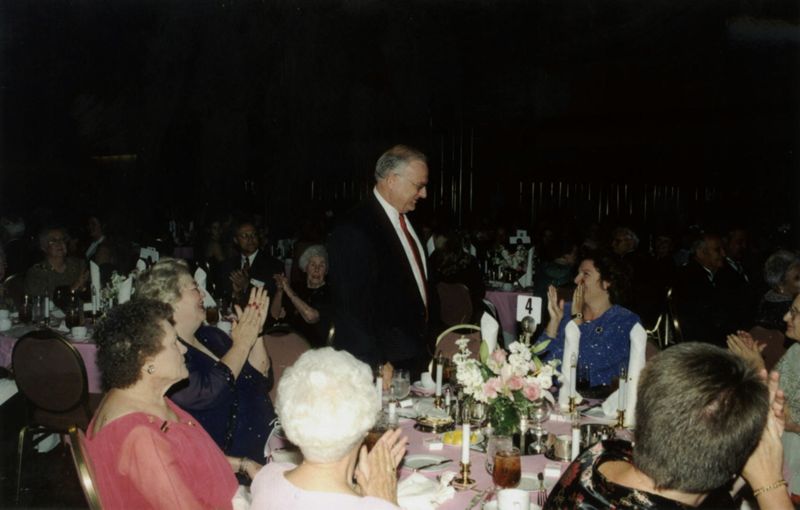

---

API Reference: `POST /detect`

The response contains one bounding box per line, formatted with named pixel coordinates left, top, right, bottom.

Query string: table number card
left=515, top=295, right=542, bottom=324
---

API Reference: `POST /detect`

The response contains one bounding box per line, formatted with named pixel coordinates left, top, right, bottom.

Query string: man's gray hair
left=374, top=144, right=427, bottom=181
left=276, top=348, right=380, bottom=463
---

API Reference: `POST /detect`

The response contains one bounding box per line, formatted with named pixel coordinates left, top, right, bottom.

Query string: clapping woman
left=538, top=251, right=643, bottom=390
left=86, top=300, right=258, bottom=509
left=135, top=258, right=275, bottom=469
left=251, top=348, right=406, bottom=509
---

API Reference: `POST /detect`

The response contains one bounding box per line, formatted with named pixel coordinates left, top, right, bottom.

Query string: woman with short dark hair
left=539, top=251, right=642, bottom=389
left=86, top=300, right=255, bottom=509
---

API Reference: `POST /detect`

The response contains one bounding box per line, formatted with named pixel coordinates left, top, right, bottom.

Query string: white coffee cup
left=419, top=371, right=435, bottom=390
left=71, top=326, right=88, bottom=340
left=0, top=318, right=11, bottom=332
left=497, top=488, right=530, bottom=510
left=217, top=320, right=232, bottom=335
left=0, top=309, right=9, bottom=320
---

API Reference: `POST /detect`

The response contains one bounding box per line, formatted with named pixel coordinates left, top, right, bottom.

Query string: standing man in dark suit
left=328, top=145, right=431, bottom=383
left=216, top=220, right=284, bottom=304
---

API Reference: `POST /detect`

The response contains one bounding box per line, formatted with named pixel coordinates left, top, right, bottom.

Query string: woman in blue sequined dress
left=538, top=251, right=641, bottom=388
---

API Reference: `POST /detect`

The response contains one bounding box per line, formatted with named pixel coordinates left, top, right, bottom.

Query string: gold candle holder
left=568, top=396, right=577, bottom=415
left=451, top=461, right=476, bottom=490
left=432, top=394, right=444, bottom=409
left=616, top=409, right=626, bottom=429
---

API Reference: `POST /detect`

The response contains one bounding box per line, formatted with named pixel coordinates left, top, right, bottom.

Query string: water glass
left=391, top=369, right=411, bottom=400
left=205, top=305, right=220, bottom=326
left=18, top=295, right=33, bottom=324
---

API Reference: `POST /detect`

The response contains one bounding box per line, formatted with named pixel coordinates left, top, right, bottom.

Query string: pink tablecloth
left=485, top=289, right=535, bottom=344
left=0, top=333, right=103, bottom=394
left=400, top=418, right=569, bottom=508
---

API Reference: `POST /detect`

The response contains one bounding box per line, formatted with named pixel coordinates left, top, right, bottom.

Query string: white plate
left=483, top=502, right=540, bottom=510
left=402, top=454, right=452, bottom=472
left=411, top=381, right=435, bottom=396
left=518, top=472, right=557, bottom=492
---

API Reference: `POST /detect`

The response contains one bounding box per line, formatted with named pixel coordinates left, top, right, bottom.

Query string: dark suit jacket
left=215, top=250, right=284, bottom=301
left=328, top=194, right=429, bottom=369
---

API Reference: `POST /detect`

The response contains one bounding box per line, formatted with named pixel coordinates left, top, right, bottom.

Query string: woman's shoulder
left=607, top=305, right=641, bottom=324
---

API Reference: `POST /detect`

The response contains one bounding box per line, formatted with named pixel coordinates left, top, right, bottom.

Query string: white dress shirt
left=374, top=188, right=428, bottom=306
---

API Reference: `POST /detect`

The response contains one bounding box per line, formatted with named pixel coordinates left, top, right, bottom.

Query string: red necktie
left=399, top=214, right=429, bottom=313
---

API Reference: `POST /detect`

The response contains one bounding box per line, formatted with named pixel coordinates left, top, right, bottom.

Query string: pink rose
left=483, top=377, right=503, bottom=399
left=507, top=375, right=524, bottom=391
left=491, top=349, right=507, bottom=364
left=522, top=382, right=541, bottom=401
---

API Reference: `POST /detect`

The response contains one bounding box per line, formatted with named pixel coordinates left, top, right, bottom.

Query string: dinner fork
left=536, top=472, right=547, bottom=507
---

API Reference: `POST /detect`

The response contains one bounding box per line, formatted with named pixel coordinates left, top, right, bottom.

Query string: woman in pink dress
left=85, top=298, right=265, bottom=509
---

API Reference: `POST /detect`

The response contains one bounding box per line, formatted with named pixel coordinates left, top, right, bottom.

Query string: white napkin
left=194, top=267, right=217, bottom=307
left=397, top=472, right=456, bottom=510
left=135, top=258, right=147, bottom=272
left=480, top=312, right=499, bottom=355
left=89, top=261, right=101, bottom=292
left=117, top=276, right=133, bottom=305
left=558, top=320, right=583, bottom=411
left=231, top=484, right=251, bottom=510
left=517, top=247, right=534, bottom=288
left=600, top=323, right=646, bottom=427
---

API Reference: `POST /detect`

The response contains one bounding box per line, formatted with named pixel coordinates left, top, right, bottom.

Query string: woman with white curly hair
left=250, top=347, right=406, bottom=509
left=270, top=244, right=332, bottom=346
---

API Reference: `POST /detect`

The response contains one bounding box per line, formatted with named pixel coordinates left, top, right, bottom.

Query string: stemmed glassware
left=391, top=369, right=411, bottom=400
left=65, top=292, right=83, bottom=329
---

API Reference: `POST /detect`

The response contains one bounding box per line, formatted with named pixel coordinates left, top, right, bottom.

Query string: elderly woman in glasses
left=86, top=300, right=257, bottom=509
left=135, top=258, right=275, bottom=473
left=24, top=226, right=88, bottom=297
left=270, top=244, right=332, bottom=346
left=251, top=348, right=406, bottom=509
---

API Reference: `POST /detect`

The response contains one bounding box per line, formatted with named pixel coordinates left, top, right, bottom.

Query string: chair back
left=3, top=273, right=25, bottom=310
left=436, top=282, right=473, bottom=326
left=263, top=325, right=312, bottom=403
left=748, top=326, right=787, bottom=371
left=430, top=324, right=482, bottom=373
left=12, top=329, right=93, bottom=428
left=68, top=426, right=103, bottom=510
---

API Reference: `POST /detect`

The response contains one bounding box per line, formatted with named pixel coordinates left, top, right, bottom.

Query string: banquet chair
left=3, top=273, right=25, bottom=310
left=263, top=325, right=312, bottom=403
left=429, top=323, right=482, bottom=372
left=748, top=326, right=787, bottom=371
left=12, top=329, right=101, bottom=503
left=67, top=426, right=102, bottom=510
left=436, top=282, right=474, bottom=326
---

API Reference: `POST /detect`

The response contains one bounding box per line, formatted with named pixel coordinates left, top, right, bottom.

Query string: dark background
left=1, top=0, right=799, bottom=238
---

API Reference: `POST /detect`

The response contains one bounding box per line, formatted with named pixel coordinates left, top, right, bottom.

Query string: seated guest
left=545, top=342, right=792, bottom=509
left=539, top=251, right=642, bottom=389
left=135, top=258, right=275, bottom=467
left=269, top=244, right=332, bottom=347
left=429, top=231, right=486, bottom=324
left=251, top=348, right=406, bottom=509
left=215, top=220, right=284, bottom=305
left=532, top=235, right=578, bottom=298
left=86, top=300, right=257, bottom=510
left=671, top=231, right=748, bottom=345
left=755, top=250, right=800, bottom=331
left=24, top=226, right=88, bottom=297
left=729, top=291, right=800, bottom=501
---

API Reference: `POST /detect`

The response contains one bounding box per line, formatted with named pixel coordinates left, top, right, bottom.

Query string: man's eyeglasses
left=47, top=237, right=67, bottom=245
left=237, top=232, right=258, bottom=240
left=396, top=174, right=427, bottom=192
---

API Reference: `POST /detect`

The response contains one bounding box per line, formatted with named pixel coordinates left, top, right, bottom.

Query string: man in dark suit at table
left=216, top=220, right=284, bottom=305
left=328, top=144, right=432, bottom=382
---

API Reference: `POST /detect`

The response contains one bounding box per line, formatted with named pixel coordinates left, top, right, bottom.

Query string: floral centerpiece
left=453, top=337, right=559, bottom=436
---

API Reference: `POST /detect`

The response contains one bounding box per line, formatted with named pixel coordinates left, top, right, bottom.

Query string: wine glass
left=18, top=295, right=33, bottom=324
left=65, top=293, right=83, bottom=329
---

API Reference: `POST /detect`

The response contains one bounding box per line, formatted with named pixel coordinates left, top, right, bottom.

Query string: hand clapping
left=230, top=287, right=269, bottom=349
